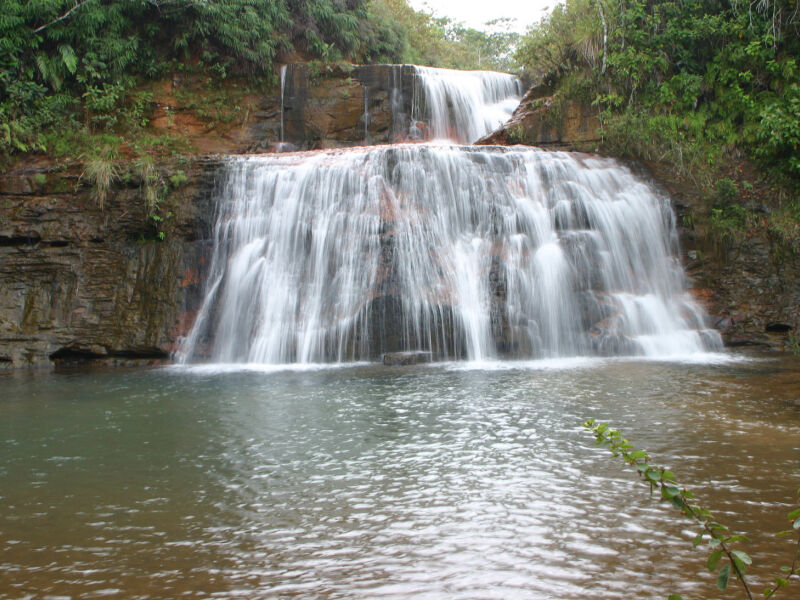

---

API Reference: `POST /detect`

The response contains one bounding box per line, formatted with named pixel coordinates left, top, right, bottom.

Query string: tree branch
left=34, top=0, right=94, bottom=33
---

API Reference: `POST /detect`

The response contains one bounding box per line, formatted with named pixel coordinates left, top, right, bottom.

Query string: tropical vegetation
left=0, top=0, right=520, bottom=164
left=514, top=0, right=800, bottom=250
left=515, top=0, right=800, bottom=188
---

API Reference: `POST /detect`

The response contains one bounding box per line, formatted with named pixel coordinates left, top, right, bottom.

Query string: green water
left=1, top=356, right=799, bottom=599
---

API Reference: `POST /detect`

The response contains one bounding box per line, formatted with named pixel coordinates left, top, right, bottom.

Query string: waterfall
left=409, top=66, right=523, bottom=143
left=179, top=145, right=722, bottom=364
left=278, top=63, right=520, bottom=146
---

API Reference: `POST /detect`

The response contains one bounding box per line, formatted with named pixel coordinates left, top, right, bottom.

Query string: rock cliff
left=476, top=85, right=602, bottom=148
left=281, top=64, right=417, bottom=149
left=0, top=63, right=424, bottom=368
left=0, top=159, right=219, bottom=368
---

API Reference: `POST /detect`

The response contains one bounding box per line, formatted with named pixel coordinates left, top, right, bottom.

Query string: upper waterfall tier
left=279, top=64, right=522, bottom=148
left=408, top=66, right=522, bottom=143
left=179, top=145, right=722, bottom=365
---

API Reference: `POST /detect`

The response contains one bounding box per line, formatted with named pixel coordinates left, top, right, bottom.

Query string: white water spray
left=409, top=66, right=522, bottom=143
left=179, top=146, right=721, bottom=364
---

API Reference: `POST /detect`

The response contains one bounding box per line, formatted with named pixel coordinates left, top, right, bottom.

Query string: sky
left=407, top=0, right=555, bottom=33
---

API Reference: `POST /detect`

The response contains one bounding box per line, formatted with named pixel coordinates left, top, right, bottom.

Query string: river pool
left=1, top=354, right=799, bottom=599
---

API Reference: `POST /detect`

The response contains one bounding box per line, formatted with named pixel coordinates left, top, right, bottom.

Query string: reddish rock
left=477, top=86, right=601, bottom=149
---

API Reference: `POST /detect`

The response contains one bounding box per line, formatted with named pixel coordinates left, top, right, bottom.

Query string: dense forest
left=516, top=0, right=800, bottom=182
left=0, top=0, right=518, bottom=162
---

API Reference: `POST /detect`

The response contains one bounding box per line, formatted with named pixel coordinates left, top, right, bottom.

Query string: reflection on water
left=1, top=354, right=799, bottom=599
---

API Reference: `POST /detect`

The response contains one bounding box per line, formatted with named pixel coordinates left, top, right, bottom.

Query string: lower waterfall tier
left=179, top=144, right=722, bottom=364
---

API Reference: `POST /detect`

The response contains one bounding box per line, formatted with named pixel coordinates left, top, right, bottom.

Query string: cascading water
left=362, top=85, right=370, bottom=144
left=388, top=66, right=406, bottom=141
left=408, top=66, right=523, bottom=143
left=278, top=63, right=521, bottom=146
left=179, top=145, right=722, bottom=364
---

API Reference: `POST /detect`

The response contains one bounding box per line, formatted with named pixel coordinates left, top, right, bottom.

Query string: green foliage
left=0, top=0, right=404, bottom=161
left=515, top=1, right=601, bottom=83
left=714, top=178, right=739, bottom=206
left=755, top=82, right=800, bottom=180
left=600, top=109, right=719, bottom=186
left=171, top=83, right=249, bottom=129
left=767, top=201, right=800, bottom=259
left=515, top=0, right=800, bottom=191
left=131, top=154, right=178, bottom=240
left=788, top=331, right=800, bottom=357
left=506, top=124, right=527, bottom=145
left=709, top=204, right=750, bottom=249
left=584, top=419, right=800, bottom=600
left=134, top=154, right=160, bottom=213
left=168, top=171, right=188, bottom=189
left=711, top=203, right=749, bottom=229
left=707, top=177, right=749, bottom=247
left=367, top=0, right=521, bottom=71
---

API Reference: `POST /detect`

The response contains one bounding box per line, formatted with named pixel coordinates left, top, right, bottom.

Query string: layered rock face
left=121, top=65, right=416, bottom=156
left=673, top=192, right=800, bottom=348
left=280, top=64, right=413, bottom=148
left=0, top=161, right=218, bottom=367
left=477, top=85, right=602, bottom=148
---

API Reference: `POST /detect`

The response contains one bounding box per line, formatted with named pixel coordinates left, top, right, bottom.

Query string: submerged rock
left=382, top=351, right=433, bottom=366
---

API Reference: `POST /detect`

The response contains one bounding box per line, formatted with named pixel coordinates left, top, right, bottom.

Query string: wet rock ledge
left=0, top=158, right=222, bottom=368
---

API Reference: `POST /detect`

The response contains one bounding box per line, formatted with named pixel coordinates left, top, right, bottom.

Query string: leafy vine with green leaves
left=584, top=419, right=800, bottom=599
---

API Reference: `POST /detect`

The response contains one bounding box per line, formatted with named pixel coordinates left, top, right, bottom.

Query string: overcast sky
left=407, top=0, right=555, bottom=33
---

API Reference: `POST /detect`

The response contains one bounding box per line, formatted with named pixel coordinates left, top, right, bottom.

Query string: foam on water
left=436, top=352, right=749, bottom=372
left=167, top=361, right=373, bottom=375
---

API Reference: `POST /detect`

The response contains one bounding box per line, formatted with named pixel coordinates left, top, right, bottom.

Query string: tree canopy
left=515, top=0, right=800, bottom=186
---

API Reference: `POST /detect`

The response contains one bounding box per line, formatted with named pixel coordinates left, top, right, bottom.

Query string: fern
left=58, top=44, right=77, bottom=74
